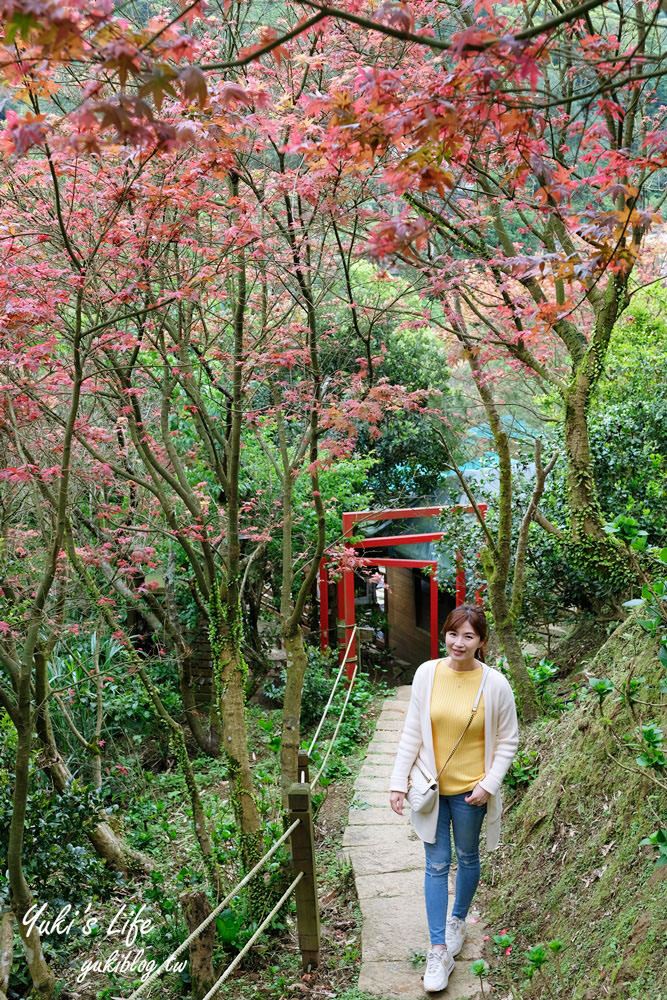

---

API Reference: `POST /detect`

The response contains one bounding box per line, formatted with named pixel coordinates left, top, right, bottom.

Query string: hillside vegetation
left=486, top=618, right=667, bottom=1000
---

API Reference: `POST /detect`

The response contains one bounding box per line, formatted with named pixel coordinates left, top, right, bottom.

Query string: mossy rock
left=486, top=614, right=667, bottom=1000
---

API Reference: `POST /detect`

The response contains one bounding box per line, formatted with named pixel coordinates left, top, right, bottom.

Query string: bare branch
left=432, top=424, right=498, bottom=556
left=534, top=507, right=565, bottom=538
left=510, top=439, right=559, bottom=620
left=201, top=12, right=327, bottom=70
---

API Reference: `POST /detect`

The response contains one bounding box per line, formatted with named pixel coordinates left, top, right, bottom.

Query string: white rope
left=311, top=657, right=359, bottom=790
left=125, top=819, right=301, bottom=1000
left=308, top=626, right=357, bottom=757
left=200, top=872, right=304, bottom=1000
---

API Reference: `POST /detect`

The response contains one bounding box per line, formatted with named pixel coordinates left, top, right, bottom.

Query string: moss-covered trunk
left=210, top=583, right=262, bottom=874
left=213, top=226, right=262, bottom=875
left=484, top=558, right=539, bottom=721
left=564, top=383, right=634, bottom=598
left=562, top=274, right=635, bottom=599
left=459, top=338, right=540, bottom=720
left=280, top=626, right=310, bottom=806
left=0, top=911, right=13, bottom=1000
left=275, top=176, right=328, bottom=807
left=8, top=722, right=55, bottom=1000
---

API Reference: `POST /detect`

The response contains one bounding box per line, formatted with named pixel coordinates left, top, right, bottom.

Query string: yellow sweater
left=430, top=660, right=486, bottom=795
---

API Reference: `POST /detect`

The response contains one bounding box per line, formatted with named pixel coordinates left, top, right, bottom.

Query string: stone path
left=341, top=686, right=484, bottom=1000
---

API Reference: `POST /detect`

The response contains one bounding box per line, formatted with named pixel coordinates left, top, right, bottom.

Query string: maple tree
left=292, top=0, right=667, bottom=595
left=0, top=246, right=96, bottom=996
left=0, top=7, right=424, bottom=958
left=2, top=0, right=663, bottom=561
left=0, top=37, right=256, bottom=990
left=2, top=1, right=667, bottom=992
left=434, top=343, right=558, bottom=719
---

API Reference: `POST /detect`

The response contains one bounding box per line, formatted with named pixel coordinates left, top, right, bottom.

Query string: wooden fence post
left=287, top=782, right=320, bottom=970
left=297, top=750, right=310, bottom=783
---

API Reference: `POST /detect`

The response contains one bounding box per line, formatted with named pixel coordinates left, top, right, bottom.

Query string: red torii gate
left=318, top=504, right=486, bottom=679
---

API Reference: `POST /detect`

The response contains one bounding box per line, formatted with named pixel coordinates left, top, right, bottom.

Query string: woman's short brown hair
left=441, top=604, right=488, bottom=660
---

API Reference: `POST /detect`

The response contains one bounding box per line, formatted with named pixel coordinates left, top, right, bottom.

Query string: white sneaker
left=445, top=916, right=466, bottom=957
left=423, top=947, right=455, bottom=992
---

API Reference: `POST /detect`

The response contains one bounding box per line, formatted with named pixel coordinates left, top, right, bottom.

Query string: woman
left=389, top=605, right=518, bottom=993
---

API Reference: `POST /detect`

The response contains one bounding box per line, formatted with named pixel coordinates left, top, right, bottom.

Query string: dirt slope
left=485, top=615, right=666, bottom=1000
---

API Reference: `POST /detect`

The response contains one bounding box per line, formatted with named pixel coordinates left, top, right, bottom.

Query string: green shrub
left=505, top=749, right=539, bottom=790
left=0, top=764, right=123, bottom=913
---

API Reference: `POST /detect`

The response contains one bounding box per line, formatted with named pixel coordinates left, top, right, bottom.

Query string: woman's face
left=444, top=622, right=481, bottom=662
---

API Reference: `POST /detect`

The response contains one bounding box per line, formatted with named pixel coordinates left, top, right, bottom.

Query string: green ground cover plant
left=485, top=614, right=667, bottom=1000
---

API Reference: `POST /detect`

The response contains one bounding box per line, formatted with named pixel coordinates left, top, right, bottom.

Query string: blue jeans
left=424, top=793, right=487, bottom=946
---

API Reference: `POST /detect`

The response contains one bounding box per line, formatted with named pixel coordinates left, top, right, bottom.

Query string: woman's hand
left=465, top=783, right=490, bottom=806
left=390, top=790, right=406, bottom=815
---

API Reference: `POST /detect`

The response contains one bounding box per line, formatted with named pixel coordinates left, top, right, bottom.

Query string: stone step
left=360, top=893, right=428, bottom=963
left=348, top=806, right=409, bottom=826
left=354, top=869, right=424, bottom=900
left=360, top=748, right=396, bottom=760
left=354, top=775, right=391, bottom=792
left=356, top=764, right=393, bottom=779
left=385, top=688, right=411, bottom=703
left=366, top=742, right=401, bottom=755
left=350, top=791, right=391, bottom=808
left=340, top=843, right=425, bottom=876
left=342, top=823, right=420, bottom=848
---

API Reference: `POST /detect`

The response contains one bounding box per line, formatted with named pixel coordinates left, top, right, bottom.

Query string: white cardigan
left=389, top=659, right=519, bottom=850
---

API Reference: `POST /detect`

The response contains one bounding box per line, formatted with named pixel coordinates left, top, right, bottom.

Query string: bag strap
left=433, top=664, right=489, bottom=783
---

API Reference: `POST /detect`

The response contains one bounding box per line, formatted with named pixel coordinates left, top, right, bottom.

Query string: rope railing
left=125, top=818, right=301, bottom=1000
left=311, top=656, right=360, bottom=790
left=125, top=631, right=363, bottom=996
left=307, top=625, right=358, bottom=761
left=200, top=872, right=304, bottom=1000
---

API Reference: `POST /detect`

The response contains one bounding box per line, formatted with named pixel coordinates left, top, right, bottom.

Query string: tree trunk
left=88, top=821, right=152, bottom=875
left=280, top=626, right=310, bottom=806
left=210, top=584, right=262, bottom=876
left=483, top=559, right=540, bottom=722
left=213, top=227, right=262, bottom=877
left=0, top=911, right=14, bottom=1000
left=14, top=916, right=54, bottom=1000
left=8, top=722, right=55, bottom=999
left=563, top=276, right=635, bottom=599
left=180, top=890, right=216, bottom=1000
left=564, top=388, right=634, bottom=597
left=457, top=336, right=540, bottom=721
left=170, top=725, right=222, bottom=896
